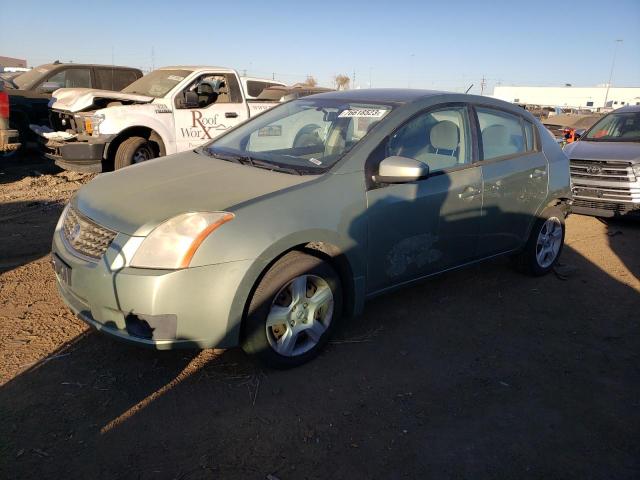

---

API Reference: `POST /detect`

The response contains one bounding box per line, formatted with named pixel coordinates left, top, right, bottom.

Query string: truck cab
left=40, top=67, right=281, bottom=172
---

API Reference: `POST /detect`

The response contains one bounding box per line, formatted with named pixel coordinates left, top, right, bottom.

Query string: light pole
left=603, top=39, right=623, bottom=109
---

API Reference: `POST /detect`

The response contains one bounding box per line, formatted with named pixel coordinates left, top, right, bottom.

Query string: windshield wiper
left=206, top=149, right=303, bottom=175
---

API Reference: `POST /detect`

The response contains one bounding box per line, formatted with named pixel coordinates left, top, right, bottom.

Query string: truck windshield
left=202, top=98, right=393, bottom=174
left=12, top=64, right=57, bottom=90
left=584, top=111, right=640, bottom=142
left=121, top=69, right=191, bottom=97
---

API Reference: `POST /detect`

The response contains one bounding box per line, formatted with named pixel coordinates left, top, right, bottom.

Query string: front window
left=122, top=69, right=191, bottom=98
left=584, top=111, right=640, bottom=142
left=202, top=98, right=392, bottom=174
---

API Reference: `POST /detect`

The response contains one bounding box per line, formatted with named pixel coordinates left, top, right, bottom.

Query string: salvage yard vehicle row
left=36, top=67, right=282, bottom=172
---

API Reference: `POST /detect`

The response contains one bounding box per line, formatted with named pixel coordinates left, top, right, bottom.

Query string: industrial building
left=0, top=55, right=27, bottom=69
left=492, top=85, right=640, bottom=111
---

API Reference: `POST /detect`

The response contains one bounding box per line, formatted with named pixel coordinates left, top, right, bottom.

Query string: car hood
left=74, top=151, right=317, bottom=236
left=50, top=88, right=154, bottom=112
left=564, top=140, right=640, bottom=162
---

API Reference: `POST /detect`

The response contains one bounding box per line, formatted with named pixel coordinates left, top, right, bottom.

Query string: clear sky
left=1, top=0, right=638, bottom=95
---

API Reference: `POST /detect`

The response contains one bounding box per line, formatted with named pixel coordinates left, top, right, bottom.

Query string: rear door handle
left=458, top=186, right=481, bottom=200
left=530, top=168, right=546, bottom=179
left=225, top=112, right=239, bottom=118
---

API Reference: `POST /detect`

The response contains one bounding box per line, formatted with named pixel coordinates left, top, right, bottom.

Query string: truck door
left=172, top=73, right=248, bottom=152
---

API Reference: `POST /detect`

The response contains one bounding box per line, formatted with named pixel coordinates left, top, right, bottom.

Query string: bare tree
left=301, top=76, right=318, bottom=87
left=334, top=74, right=350, bottom=90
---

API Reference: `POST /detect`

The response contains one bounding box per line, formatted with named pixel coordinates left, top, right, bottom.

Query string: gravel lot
left=1, top=152, right=639, bottom=479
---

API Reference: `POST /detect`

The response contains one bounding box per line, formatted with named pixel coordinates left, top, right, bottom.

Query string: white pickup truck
left=39, top=67, right=283, bottom=172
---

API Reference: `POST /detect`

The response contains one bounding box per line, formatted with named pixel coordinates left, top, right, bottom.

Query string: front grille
left=62, top=206, right=117, bottom=260
left=572, top=199, right=640, bottom=215
left=570, top=159, right=635, bottom=183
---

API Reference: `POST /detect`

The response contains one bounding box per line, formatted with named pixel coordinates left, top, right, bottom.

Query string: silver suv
left=565, top=105, right=640, bottom=217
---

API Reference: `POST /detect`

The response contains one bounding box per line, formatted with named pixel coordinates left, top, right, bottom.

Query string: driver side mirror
left=39, top=81, right=62, bottom=94
left=176, top=91, right=199, bottom=109
left=375, top=156, right=430, bottom=184
left=574, top=128, right=586, bottom=140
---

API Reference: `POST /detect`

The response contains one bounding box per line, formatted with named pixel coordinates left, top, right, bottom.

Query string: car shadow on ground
left=0, top=200, right=65, bottom=272
left=0, top=150, right=62, bottom=184
left=1, top=240, right=638, bottom=479
left=601, top=216, right=640, bottom=280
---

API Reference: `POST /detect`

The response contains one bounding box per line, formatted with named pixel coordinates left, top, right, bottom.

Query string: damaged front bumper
left=31, top=124, right=112, bottom=173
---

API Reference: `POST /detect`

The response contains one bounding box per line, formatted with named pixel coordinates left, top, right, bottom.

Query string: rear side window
left=96, top=68, right=140, bottom=91
left=477, top=108, right=529, bottom=160
left=246, top=80, right=281, bottom=98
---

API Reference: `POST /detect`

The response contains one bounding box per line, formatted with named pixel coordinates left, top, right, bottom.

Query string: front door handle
left=530, top=168, right=547, bottom=179
left=225, top=112, right=239, bottom=118
left=458, top=186, right=481, bottom=200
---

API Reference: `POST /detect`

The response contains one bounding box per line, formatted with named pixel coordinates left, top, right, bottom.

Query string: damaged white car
left=36, top=67, right=283, bottom=172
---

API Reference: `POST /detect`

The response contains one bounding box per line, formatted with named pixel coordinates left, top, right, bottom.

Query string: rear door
left=474, top=106, right=548, bottom=256
left=94, top=67, right=140, bottom=91
left=172, top=72, right=249, bottom=152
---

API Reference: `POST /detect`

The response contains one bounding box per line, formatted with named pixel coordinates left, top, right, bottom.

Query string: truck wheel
left=114, top=136, right=155, bottom=169
left=242, top=251, right=342, bottom=369
left=514, top=206, right=566, bottom=276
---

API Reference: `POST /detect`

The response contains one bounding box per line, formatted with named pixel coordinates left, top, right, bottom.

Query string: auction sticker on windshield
left=339, top=108, right=388, bottom=118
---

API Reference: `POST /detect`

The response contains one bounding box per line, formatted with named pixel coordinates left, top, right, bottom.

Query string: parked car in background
left=1, top=62, right=142, bottom=157
left=256, top=85, right=334, bottom=102
left=38, top=66, right=282, bottom=172
left=0, top=82, right=21, bottom=154
left=51, top=90, right=570, bottom=368
left=241, top=76, right=286, bottom=99
left=566, top=105, right=640, bottom=217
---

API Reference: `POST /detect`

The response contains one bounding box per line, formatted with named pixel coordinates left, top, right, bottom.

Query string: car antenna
left=465, top=83, right=474, bottom=94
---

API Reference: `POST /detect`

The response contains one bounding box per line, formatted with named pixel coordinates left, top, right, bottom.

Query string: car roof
left=308, top=88, right=449, bottom=104
left=158, top=66, right=236, bottom=74
left=37, top=63, right=140, bottom=71
left=612, top=105, right=640, bottom=113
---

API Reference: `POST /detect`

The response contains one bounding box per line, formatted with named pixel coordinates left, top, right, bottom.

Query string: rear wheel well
left=104, top=127, right=165, bottom=171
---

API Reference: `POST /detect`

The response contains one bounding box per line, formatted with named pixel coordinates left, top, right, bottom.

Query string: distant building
left=492, top=86, right=640, bottom=111
left=0, top=56, right=27, bottom=69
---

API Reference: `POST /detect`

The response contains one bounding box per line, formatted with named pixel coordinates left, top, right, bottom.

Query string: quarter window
left=477, top=108, right=528, bottom=160
left=387, top=106, right=471, bottom=173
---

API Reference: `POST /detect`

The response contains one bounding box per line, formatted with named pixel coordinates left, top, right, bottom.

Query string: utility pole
left=272, top=72, right=275, bottom=80
left=480, top=76, right=486, bottom=96
left=151, top=46, right=155, bottom=71
left=603, top=39, right=623, bottom=109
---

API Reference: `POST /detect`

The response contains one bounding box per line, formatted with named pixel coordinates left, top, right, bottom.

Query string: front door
left=474, top=107, right=549, bottom=256
left=366, top=105, right=483, bottom=294
left=173, top=73, right=248, bottom=152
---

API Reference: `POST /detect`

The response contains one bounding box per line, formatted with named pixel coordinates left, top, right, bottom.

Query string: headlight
left=632, top=164, right=640, bottom=178
left=130, top=212, right=234, bottom=269
left=84, top=113, right=105, bottom=136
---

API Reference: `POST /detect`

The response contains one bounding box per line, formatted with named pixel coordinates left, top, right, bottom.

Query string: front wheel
left=114, top=136, right=155, bottom=170
left=515, top=206, right=566, bottom=276
left=242, top=251, right=342, bottom=368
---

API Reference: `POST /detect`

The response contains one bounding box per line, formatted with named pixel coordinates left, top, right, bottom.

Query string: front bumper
left=0, top=128, right=21, bottom=152
left=52, top=226, right=253, bottom=349
left=571, top=198, right=640, bottom=218
left=42, top=134, right=112, bottom=173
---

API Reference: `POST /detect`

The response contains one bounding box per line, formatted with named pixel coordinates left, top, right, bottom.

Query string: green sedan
left=51, top=89, right=571, bottom=367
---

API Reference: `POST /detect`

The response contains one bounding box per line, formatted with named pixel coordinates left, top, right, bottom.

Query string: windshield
left=12, top=64, right=56, bottom=89
left=121, top=69, right=191, bottom=97
left=584, top=111, right=640, bottom=142
left=202, top=98, right=392, bottom=174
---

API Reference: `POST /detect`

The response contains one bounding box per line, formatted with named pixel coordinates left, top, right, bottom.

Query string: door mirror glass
left=376, top=155, right=429, bottom=183
left=39, top=81, right=62, bottom=93
left=176, top=91, right=199, bottom=109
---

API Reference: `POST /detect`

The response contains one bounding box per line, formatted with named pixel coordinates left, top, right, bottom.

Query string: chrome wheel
left=536, top=217, right=562, bottom=268
left=266, top=274, right=334, bottom=357
left=132, top=146, right=152, bottom=164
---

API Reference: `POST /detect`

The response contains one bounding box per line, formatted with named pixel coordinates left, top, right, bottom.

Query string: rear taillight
left=0, top=91, right=9, bottom=119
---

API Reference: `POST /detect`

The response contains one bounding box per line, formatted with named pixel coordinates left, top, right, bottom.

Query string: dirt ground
left=1, top=152, right=639, bottom=479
